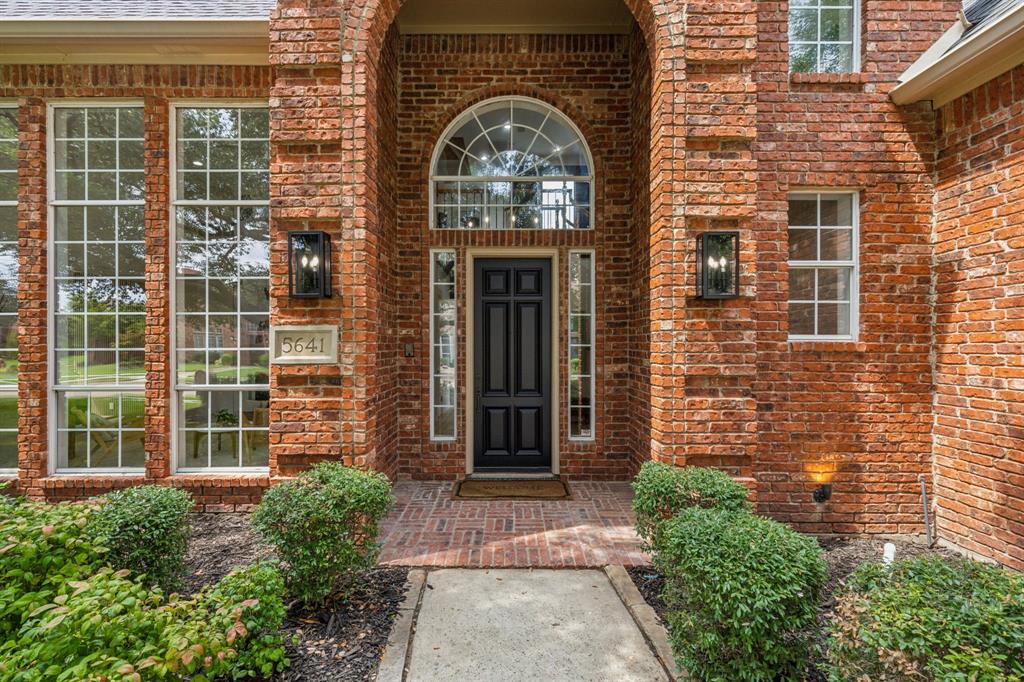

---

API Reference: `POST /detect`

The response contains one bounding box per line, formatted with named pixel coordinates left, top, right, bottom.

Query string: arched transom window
left=431, top=97, right=593, bottom=230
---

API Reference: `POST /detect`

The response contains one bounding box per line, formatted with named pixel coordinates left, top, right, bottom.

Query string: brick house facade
left=0, top=0, right=1021, bottom=570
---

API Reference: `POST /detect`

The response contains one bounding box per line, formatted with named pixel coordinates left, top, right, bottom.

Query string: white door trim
left=464, top=248, right=560, bottom=476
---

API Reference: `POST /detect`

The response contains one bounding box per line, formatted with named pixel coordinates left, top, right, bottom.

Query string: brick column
left=268, top=0, right=351, bottom=475
left=17, top=98, right=48, bottom=498
left=143, top=96, right=173, bottom=479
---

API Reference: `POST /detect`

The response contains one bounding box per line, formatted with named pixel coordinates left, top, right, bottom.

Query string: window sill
left=789, top=72, right=868, bottom=86
left=167, top=471, right=271, bottom=485
left=788, top=340, right=867, bottom=353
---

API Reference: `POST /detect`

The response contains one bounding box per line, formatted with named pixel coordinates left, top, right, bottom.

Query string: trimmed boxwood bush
left=252, top=461, right=393, bottom=606
left=632, top=461, right=752, bottom=543
left=653, top=507, right=827, bottom=681
left=826, top=556, right=1024, bottom=681
left=90, top=485, right=193, bottom=594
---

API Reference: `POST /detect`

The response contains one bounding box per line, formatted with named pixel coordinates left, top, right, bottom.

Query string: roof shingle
left=0, top=0, right=276, bottom=19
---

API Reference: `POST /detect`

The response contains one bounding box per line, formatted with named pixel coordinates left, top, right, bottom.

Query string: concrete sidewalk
left=377, top=568, right=675, bottom=682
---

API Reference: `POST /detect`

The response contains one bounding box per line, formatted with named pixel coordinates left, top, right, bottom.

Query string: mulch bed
left=184, top=513, right=409, bottom=682
left=628, top=536, right=958, bottom=681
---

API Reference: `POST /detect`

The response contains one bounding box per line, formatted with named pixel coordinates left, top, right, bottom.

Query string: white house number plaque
left=270, top=325, right=338, bottom=365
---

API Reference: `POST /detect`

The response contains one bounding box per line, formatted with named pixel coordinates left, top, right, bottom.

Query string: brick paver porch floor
left=377, top=481, right=650, bottom=568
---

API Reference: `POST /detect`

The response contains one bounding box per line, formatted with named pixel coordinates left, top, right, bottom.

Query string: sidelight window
left=569, top=252, right=594, bottom=439
left=50, top=104, right=147, bottom=471
left=430, top=251, right=457, bottom=440
left=173, top=105, right=270, bottom=470
left=788, top=192, right=859, bottom=340
left=430, top=98, right=593, bottom=230
left=0, top=106, right=16, bottom=471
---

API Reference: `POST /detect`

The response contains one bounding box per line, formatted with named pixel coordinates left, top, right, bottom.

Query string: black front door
left=474, top=259, right=552, bottom=470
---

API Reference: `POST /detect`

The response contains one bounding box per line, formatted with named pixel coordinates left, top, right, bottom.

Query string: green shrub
left=0, top=499, right=106, bottom=638
left=0, top=564, right=288, bottom=682
left=653, top=507, right=826, bottom=681
left=826, top=556, right=1024, bottom=681
left=632, top=461, right=753, bottom=543
left=200, top=562, right=290, bottom=679
left=252, top=461, right=393, bottom=606
left=90, top=485, right=193, bottom=594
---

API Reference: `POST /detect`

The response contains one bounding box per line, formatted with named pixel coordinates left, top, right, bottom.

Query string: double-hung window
left=51, top=104, right=146, bottom=471
left=173, top=105, right=270, bottom=470
left=0, top=106, right=16, bottom=471
left=788, top=192, right=858, bottom=340
left=789, top=0, right=859, bottom=73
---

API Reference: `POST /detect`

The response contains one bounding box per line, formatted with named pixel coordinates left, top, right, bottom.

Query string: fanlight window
left=431, top=98, right=593, bottom=230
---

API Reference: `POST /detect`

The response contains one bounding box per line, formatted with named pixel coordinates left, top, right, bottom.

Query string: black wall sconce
left=288, top=231, right=332, bottom=299
left=813, top=484, right=833, bottom=504
left=696, top=231, right=740, bottom=299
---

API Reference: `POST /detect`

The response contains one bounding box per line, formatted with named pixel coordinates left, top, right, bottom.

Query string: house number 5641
left=270, top=325, right=338, bottom=365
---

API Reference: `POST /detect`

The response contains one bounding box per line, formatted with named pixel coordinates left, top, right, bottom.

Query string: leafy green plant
left=90, top=485, right=193, bottom=594
left=0, top=499, right=106, bottom=638
left=632, top=461, right=753, bottom=544
left=653, top=507, right=826, bottom=681
left=200, top=562, right=290, bottom=679
left=0, top=564, right=288, bottom=682
left=252, top=461, right=393, bottom=606
left=826, top=556, right=1024, bottom=681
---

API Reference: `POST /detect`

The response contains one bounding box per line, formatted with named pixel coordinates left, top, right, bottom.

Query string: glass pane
left=789, top=8, right=819, bottom=42
left=817, top=303, right=851, bottom=335
left=789, top=302, right=815, bottom=335
left=817, top=267, right=851, bottom=301
left=0, top=428, right=16, bottom=470
left=789, top=197, right=817, bottom=226
left=0, top=393, right=17, bottom=429
left=0, top=351, right=17, bottom=387
left=789, top=43, right=816, bottom=73
left=788, top=228, right=817, bottom=260
left=820, top=194, right=854, bottom=226
left=789, top=268, right=816, bottom=301
left=821, top=8, right=853, bottom=41
left=433, top=407, right=455, bottom=440
left=820, top=43, right=854, bottom=73
left=242, top=430, right=269, bottom=467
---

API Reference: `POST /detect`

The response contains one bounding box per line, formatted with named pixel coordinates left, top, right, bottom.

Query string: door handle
left=475, top=375, right=482, bottom=412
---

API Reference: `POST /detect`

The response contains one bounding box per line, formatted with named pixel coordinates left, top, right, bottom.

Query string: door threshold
left=467, top=471, right=558, bottom=481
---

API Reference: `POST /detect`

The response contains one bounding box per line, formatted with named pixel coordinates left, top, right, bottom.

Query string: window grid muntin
left=788, top=0, right=859, bottom=73
left=50, top=104, right=146, bottom=472
left=430, top=98, right=594, bottom=230
left=0, top=106, right=17, bottom=470
left=172, top=105, right=271, bottom=471
left=569, top=251, right=595, bottom=440
left=788, top=192, right=858, bottom=340
left=430, top=250, right=457, bottom=441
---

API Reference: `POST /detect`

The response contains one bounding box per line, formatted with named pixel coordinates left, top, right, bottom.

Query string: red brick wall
left=751, top=0, right=960, bottom=534
left=934, top=66, right=1024, bottom=571
left=392, top=34, right=638, bottom=479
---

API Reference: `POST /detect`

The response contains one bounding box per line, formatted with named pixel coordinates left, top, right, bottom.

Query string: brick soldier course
left=0, top=0, right=1021, bottom=572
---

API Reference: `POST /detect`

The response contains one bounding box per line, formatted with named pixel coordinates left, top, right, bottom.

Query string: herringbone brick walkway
left=377, top=481, right=649, bottom=568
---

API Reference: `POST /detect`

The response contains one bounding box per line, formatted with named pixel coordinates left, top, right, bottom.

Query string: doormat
left=453, top=479, right=571, bottom=500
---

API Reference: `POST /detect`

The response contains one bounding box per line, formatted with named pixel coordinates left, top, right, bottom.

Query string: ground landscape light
left=288, top=231, right=332, bottom=299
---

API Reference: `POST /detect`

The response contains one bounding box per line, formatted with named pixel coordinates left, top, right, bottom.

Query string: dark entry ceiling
left=396, top=0, right=634, bottom=34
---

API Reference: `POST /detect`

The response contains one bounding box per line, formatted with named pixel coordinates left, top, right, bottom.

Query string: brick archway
left=268, top=0, right=759, bottom=482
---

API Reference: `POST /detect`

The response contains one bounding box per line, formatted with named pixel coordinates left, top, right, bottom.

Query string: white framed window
left=172, top=104, right=270, bottom=471
left=430, top=250, right=457, bottom=441
left=430, top=97, right=593, bottom=230
left=789, top=0, right=859, bottom=73
left=788, top=192, right=859, bottom=340
left=0, top=106, right=17, bottom=472
left=49, top=103, right=147, bottom=472
left=568, top=251, right=594, bottom=440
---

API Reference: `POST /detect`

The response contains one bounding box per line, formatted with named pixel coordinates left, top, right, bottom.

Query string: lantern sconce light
left=288, top=231, right=332, bottom=299
left=696, top=231, right=740, bottom=299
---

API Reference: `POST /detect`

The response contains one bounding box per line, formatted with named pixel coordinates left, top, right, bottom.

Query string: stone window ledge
left=788, top=340, right=869, bottom=353
left=790, top=72, right=869, bottom=86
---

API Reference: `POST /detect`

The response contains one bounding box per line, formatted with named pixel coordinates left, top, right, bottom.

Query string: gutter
left=0, top=18, right=269, bottom=40
left=891, top=2, right=1024, bottom=106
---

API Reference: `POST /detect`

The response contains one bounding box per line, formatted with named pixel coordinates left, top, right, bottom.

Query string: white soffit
left=0, top=19, right=269, bottom=65
left=396, top=0, right=634, bottom=34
